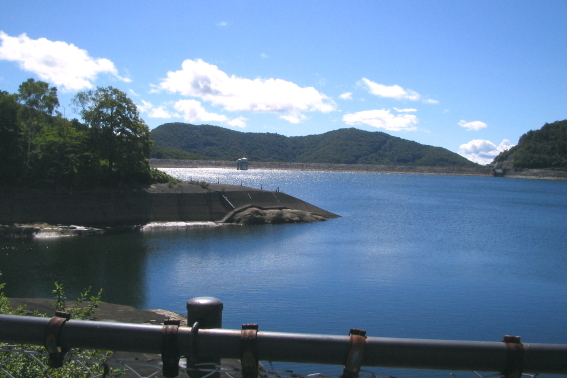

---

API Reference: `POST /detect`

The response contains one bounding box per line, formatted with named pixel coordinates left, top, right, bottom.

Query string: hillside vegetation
left=151, top=123, right=478, bottom=167
left=493, top=120, right=567, bottom=170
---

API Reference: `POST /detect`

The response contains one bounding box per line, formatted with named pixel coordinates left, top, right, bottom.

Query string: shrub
left=0, top=274, right=121, bottom=377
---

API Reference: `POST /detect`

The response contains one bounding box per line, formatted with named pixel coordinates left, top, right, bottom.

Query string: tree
left=0, top=91, right=25, bottom=183
left=16, top=79, right=60, bottom=166
left=73, top=87, right=152, bottom=185
left=27, top=118, right=86, bottom=188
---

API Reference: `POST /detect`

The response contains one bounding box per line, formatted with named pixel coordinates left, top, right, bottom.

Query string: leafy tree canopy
left=0, top=79, right=170, bottom=189
left=72, top=87, right=153, bottom=185
left=493, top=120, right=567, bottom=170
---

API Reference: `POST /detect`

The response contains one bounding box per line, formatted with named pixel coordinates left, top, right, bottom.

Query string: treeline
left=151, top=123, right=478, bottom=167
left=493, top=120, right=567, bottom=170
left=0, top=79, right=168, bottom=189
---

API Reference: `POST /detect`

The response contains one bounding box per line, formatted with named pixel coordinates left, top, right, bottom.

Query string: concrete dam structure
left=0, top=182, right=338, bottom=227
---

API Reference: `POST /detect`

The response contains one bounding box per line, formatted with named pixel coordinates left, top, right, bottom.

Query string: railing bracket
left=190, top=321, right=200, bottom=363
left=44, top=311, right=71, bottom=368
left=162, top=318, right=181, bottom=378
left=342, top=328, right=367, bottom=378
left=241, top=324, right=259, bottom=378
left=501, top=335, right=524, bottom=378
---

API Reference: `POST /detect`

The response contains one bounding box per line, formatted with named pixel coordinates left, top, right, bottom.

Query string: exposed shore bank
left=150, top=159, right=567, bottom=180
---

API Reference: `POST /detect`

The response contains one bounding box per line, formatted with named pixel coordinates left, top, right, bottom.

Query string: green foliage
left=188, top=180, right=210, bottom=190
left=150, top=145, right=213, bottom=160
left=0, top=275, right=118, bottom=377
left=151, top=123, right=478, bottom=166
left=17, top=79, right=60, bottom=173
left=17, top=78, right=59, bottom=115
left=0, top=91, right=25, bottom=183
left=0, top=79, right=164, bottom=189
left=52, top=280, right=66, bottom=312
left=51, top=281, right=103, bottom=320
left=493, top=120, right=567, bottom=170
left=150, top=168, right=182, bottom=186
left=73, top=86, right=153, bottom=186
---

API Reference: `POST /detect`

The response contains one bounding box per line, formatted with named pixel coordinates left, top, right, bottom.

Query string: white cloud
left=227, top=116, right=247, bottom=128
left=0, top=32, right=129, bottom=91
left=139, top=98, right=247, bottom=126
left=260, top=53, right=268, bottom=59
left=459, top=139, right=515, bottom=164
left=342, top=109, right=419, bottom=131
left=359, top=78, right=420, bottom=101
left=394, top=107, right=417, bottom=113
left=423, top=98, right=439, bottom=104
left=156, top=59, right=336, bottom=123
left=137, top=100, right=180, bottom=119
left=217, top=21, right=228, bottom=27
left=339, top=92, right=353, bottom=100
left=459, top=120, right=488, bottom=131
left=174, top=99, right=228, bottom=123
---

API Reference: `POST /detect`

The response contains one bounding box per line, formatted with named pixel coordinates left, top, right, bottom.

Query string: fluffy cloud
left=156, top=59, right=336, bottom=123
left=459, top=139, right=514, bottom=164
left=339, top=92, right=353, bottom=100
left=173, top=99, right=228, bottom=123
left=394, top=107, right=417, bottom=113
left=342, top=109, right=419, bottom=131
left=423, top=98, right=439, bottom=104
left=459, top=120, right=488, bottom=131
left=137, top=100, right=180, bottom=119
left=138, top=98, right=247, bottom=127
left=227, top=117, right=247, bottom=128
left=358, top=78, right=420, bottom=101
left=0, top=32, right=129, bottom=91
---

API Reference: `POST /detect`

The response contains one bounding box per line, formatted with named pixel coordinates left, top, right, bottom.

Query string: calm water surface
left=1, top=169, right=567, bottom=376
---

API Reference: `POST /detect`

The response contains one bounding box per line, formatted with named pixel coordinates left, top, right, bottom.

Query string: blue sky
left=1, top=0, right=566, bottom=164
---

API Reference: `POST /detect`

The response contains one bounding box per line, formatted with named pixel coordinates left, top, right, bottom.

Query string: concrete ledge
left=0, top=182, right=338, bottom=237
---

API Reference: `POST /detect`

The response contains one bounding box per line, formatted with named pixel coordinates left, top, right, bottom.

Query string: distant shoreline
left=151, top=159, right=493, bottom=176
left=150, top=159, right=567, bottom=180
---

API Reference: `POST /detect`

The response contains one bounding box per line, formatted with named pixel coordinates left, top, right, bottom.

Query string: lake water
left=1, top=169, right=567, bottom=377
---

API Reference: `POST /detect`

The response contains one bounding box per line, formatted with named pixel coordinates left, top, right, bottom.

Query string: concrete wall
left=0, top=188, right=337, bottom=226
left=0, top=189, right=233, bottom=226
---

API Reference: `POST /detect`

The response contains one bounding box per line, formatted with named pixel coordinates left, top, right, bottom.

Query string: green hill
left=493, top=120, right=567, bottom=170
left=150, top=123, right=478, bottom=167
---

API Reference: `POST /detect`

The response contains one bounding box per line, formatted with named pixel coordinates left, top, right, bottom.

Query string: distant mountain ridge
left=150, top=123, right=478, bottom=167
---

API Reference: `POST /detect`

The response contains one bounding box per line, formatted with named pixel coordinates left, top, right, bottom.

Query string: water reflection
left=0, top=233, right=149, bottom=307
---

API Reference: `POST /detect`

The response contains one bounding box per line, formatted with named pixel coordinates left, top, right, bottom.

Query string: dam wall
left=0, top=184, right=337, bottom=226
left=0, top=189, right=230, bottom=226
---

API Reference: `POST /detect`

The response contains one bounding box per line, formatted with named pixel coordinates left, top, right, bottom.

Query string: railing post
left=187, top=297, right=224, bottom=377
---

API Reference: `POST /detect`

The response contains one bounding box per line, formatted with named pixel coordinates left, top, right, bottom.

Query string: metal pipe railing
left=1, top=313, right=567, bottom=374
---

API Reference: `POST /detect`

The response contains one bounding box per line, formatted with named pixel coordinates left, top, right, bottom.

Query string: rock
left=221, top=204, right=328, bottom=225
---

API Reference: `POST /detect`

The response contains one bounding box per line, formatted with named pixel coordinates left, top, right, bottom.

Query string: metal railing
left=1, top=297, right=566, bottom=378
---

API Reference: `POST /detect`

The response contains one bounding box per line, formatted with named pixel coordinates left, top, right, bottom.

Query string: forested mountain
left=493, top=120, right=567, bottom=170
left=151, top=123, right=478, bottom=167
